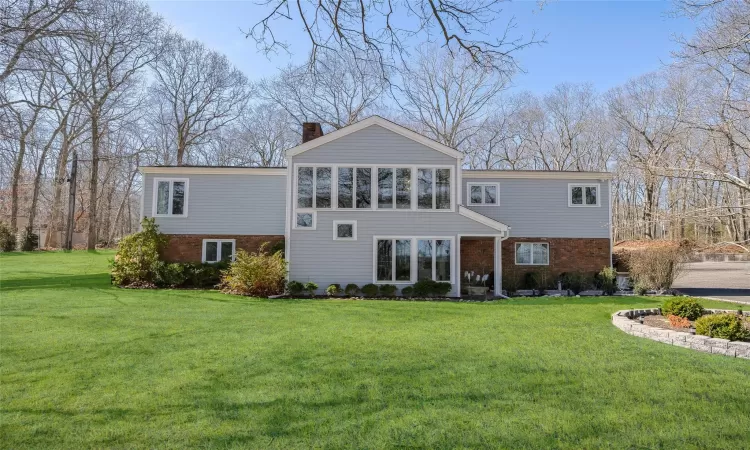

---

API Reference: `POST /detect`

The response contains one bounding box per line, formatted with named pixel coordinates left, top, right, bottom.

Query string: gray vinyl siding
left=289, top=211, right=500, bottom=296
left=463, top=178, right=611, bottom=238
left=293, top=124, right=457, bottom=165
left=289, top=124, right=496, bottom=296
left=142, top=172, right=286, bottom=235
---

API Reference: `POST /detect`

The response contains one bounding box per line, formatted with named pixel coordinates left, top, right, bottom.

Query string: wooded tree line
left=1, top=0, right=747, bottom=249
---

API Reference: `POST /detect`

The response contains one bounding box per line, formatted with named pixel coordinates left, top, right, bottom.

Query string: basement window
left=203, top=239, right=235, bottom=263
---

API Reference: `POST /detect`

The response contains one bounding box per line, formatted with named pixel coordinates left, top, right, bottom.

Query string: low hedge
left=662, top=298, right=704, bottom=321
left=695, top=314, right=750, bottom=341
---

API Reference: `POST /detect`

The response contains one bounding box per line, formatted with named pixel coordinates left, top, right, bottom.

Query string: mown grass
left=1, top=251, right=749, bottom=449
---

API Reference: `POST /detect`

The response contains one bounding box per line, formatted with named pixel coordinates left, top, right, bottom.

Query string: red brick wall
left=461, top=237, right=611, bottom=280
left=161, top=235, right=284, bottom=262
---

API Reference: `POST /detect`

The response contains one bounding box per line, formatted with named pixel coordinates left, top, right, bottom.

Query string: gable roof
left=285, top=116, right=465, bottom=159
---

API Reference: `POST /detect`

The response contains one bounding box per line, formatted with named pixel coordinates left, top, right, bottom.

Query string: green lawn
left=1, top=252, right=749, bottom=449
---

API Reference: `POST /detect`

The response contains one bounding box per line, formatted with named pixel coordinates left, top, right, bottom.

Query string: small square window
left=333, top=220, right=357, bottom=240
left=296, top=212, right=315, bottom=229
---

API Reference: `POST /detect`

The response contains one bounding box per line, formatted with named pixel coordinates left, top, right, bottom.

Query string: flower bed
left=612, top=308, right=750, bottom=359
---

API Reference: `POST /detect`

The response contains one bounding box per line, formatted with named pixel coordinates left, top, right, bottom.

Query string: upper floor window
left=468, top=183, right=499, bottom=206
left=297, top=167, right=331, bottom=209
left=295, top=165, right=452, bottom=212
left=153, top=178, right=188, bottom=216
left=378, top=167, right=411, bottom=209
left=418, top=168, right=451, bottom=210
left=569, top=183, right=599, bottom=207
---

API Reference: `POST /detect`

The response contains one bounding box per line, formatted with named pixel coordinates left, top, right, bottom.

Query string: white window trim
left=294, top=211, right=317, bottom=230
left=201, top=239, right=236, bottom=263
left=152, top=178, right=189, bottom=217
left=568, top=182, right=601, bottom=207
left=467, top=182, right=500, bottom=206
left=293, top=164, right=455, bottom=214
left=515, top=242, right=550, bottom=266
left=372, top=236, right=455, bottom=284
left=333, top=220, right=357, bottom=241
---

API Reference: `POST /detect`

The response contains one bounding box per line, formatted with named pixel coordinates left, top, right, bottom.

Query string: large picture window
left=515, top=242, right=549, bottom=265
left=569, top=183, right=599, bottom=207
left=153, top=178, right=188, bottom=216
left=356, top=168, right=371, bottom=209
left=375, top=237, right=453, bottom=284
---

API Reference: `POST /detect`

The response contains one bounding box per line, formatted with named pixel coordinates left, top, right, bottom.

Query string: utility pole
left=64, top=152, right=78, bottom=250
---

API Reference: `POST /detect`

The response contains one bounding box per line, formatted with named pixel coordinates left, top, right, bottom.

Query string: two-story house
left=140, top=116, right=612, bottom=296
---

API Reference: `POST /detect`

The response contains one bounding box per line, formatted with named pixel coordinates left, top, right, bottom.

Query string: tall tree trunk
left=44, top=136, right=71, bottom=248
left=10, top=133, right=28, bottom=232
left=87, top=112, right=100, bottom=250
left=108, top=166, right=137, bottom=243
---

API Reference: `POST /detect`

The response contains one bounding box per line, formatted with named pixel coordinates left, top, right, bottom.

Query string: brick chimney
left=302, top=122, right=323, bottom=143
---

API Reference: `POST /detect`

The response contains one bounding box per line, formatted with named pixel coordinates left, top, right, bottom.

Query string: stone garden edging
left=612, top=309, right=750, bottom=359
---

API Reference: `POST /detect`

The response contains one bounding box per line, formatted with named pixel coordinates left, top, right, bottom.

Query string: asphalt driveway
left=673, top=261, right=750, bottom=304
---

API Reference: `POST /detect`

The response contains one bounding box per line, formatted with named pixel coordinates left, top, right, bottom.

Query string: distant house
left=140, top=116, right=612, bottom=296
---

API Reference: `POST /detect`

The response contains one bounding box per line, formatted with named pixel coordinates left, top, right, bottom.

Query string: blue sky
left=146, top=0, right=696, bottom=94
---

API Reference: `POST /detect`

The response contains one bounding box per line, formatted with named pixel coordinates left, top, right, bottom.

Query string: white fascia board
left=140, top=167, right=287, bottom=175
left=458, top=206, right=510, bottom=234
left=463, top=171, right=613, bottom=180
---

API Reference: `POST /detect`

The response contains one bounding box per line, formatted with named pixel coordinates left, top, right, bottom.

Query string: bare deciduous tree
left=150, top=35, right=252, bottom=166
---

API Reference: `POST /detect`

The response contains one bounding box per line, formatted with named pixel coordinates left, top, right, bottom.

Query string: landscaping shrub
left=695, top=314, right=750, bottom=341
left=503, top=268, right=521, bottom=296
left=379, top=284, right=397, bottom=297
left=401, top=286, right=414, bottom=297
left=110, top=218, right=168, bottom=286
left=219, top=245, right=287, bottom=297
left=19, top=227, right=39, bottom=251
left=628, top=246, right=686, bottom=292
left=326, top=284, right=342, bottom=296
left=0, top=222, right=16, bottom=252
left=413, top=279, right=435, bottom=297
left=433, top=282, right=452, bottom=297
left=153, top=262, right=188, bottom=287
left=344, top=283, right=360, bottom=296
left=667, top=314, right=691, bottom=328
left=525, top=268, right=552, bottom=295
left=597, top=266, right=618, bottom=295
left=412, top=279, right=452, bottom=297
left=361, top=283, right=379, bottom=297
left=563, top=271, right=590, bottom=295
left=662, top=297, right=704, bottom=321
left=304, top=281, right=318, bottom=296
left=184, top=261, right=227, bottom=288
left=287, top=280, right=305, bottom=296
left=633, top=281, right=649, bottom=296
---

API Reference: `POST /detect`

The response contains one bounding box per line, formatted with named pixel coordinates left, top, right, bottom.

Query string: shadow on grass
left=0, top=273, right=111, bottom=291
